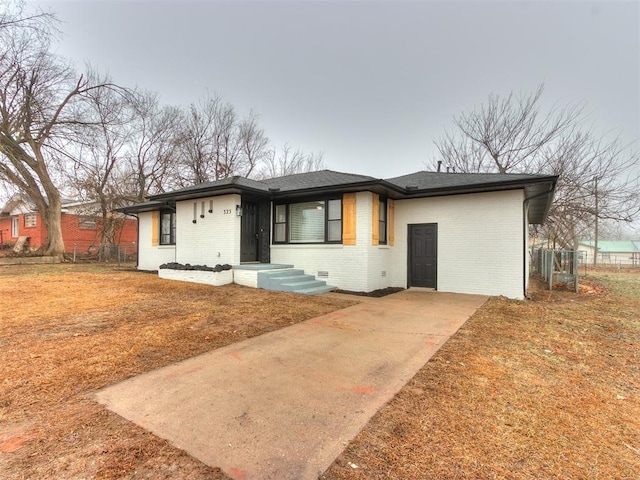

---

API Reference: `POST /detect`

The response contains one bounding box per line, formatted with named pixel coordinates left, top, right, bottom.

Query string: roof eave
left=270, top=179, right=406, bottom=199
left=125, top=174, right=558, bottom=218
left=525, top=176, right=558, bottom=225
left=116, top=201, right=167, bottom=214
left=150, top=184, right=269, bottom=202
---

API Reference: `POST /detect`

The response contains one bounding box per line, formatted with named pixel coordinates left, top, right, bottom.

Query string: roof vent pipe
left=437, top=160, right=442, bottom=172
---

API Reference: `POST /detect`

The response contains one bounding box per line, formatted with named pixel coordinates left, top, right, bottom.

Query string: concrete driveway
left=95, top=289, right=487, bottom=480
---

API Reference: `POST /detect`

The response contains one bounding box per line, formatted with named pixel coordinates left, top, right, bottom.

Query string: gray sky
left=36, top=0, right=640, bottom=179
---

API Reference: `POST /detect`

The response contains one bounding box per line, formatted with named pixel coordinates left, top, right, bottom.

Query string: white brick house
left=122, top=170, right=557, bottom=299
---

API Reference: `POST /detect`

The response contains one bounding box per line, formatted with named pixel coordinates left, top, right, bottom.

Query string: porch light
left=236, top=205, right=243, bottom=216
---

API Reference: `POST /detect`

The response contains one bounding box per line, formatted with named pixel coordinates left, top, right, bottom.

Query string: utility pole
left=593, top=176, right=598, bottom=267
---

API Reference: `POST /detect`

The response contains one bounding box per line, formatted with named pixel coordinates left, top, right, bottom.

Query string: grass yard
left=0, top=264, right=638, bottom=479
left=324, top=270, right=640, bottom=479
left=0, top=264, right=356, bottom=479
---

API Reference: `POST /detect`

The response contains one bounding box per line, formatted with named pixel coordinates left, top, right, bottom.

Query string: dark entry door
left=408, top=223, right=437, bottom=288
left=240, top=201, right=258, bottom=262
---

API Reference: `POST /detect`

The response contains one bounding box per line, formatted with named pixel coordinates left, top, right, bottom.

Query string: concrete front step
left=256, top=267, right=334, bottom=295
left=257, top=269, right=305, bottom=289
left=279, top=279, right=328, bottom=292
left=295, top=285, right=336, bottom=295
left=268, top=274, right=316, bottom=290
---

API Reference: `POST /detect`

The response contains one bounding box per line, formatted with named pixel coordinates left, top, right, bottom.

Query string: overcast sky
left=34, top=0, right=640, bottom=180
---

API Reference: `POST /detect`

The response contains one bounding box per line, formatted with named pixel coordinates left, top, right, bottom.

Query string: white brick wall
left=158, top=268, right=233, bottom=286
left=524, top=202, right=530, bottom=290
left=234, top=269, right=260, bottom=288
left=271, top=192, right=392, bottom=292
left=137, top=211, right=176, bottom=270
left=138, top=189, right=527, bottom=298
left=391, top=190, right=525, bottom=299
left=175, top=194, right=241, bottom=267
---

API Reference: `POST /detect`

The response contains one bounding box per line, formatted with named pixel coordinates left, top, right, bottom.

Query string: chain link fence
left=576, top=251, right=640, bottom=269
left=70, top=243, right=137, bottom=265
left=533, top=248, right=579, bottom=292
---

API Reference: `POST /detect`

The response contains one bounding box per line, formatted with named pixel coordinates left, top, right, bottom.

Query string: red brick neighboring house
left=0, top=195, right=137, bottom=254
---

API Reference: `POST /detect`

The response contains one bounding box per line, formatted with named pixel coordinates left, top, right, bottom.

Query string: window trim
left=273, top=204, right=287, bottom=243
left=159, top=208, right=176, bottom=245
left=273, top=196, right=343, bottom=245
left=378, top=197, right=388, bottom=245
left=24, top=213, right=37, bottom=229
left=78, top=215, right=97, bottom=230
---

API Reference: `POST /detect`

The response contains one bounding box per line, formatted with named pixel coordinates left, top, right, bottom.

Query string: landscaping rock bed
left=334, top=287, right=405, bottom=298
left=158, top=263, right=233, bottom=286
left=159, top=262, right=232, bottom=272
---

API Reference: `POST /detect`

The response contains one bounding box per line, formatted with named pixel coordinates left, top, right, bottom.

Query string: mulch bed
left=334, top=287, right=405, bottom=297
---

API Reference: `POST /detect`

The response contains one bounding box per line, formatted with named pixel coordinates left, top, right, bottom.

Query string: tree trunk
left=101, top=211, right=117, bottom=247
left=42, top=196, right=65, bottom=258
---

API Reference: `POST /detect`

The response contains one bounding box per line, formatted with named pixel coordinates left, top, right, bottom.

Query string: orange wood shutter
left=342, top=193, right=356, bottom=245
left=151, top=211, right=159, bottom=246
left=372, top=193, right=379, bottom=246
left=388, top=199, right=395, bottom=246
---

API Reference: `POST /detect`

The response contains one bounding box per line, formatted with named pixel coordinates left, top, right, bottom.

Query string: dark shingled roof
left=261, top=170, right=377, bottom=192
left=115, top=200, right=166, bottom=213
left=154, top=176, right=270, bottom=198
left=385, top=171, right=553, bottom=190
left=122, top=169, right=557, bottom=224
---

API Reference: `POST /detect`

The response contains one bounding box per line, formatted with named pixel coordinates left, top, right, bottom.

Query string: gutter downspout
left=130, top=213, right=140, bottom=269
left=522, top=200, right=530, bottom=299
left=522, top=186, right=556, bottom=298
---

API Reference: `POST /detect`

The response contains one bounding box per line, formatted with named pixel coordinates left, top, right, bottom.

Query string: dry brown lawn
left=324, top=270, right=640, bottom=479
left=1, top=264, right=638, bottom=479
left=0, top=264, right=356, bottom=479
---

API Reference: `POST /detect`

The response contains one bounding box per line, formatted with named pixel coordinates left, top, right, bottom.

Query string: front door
left=408, top=223, right=437, bottom=288
left=240, top=201, right=258, bottom=262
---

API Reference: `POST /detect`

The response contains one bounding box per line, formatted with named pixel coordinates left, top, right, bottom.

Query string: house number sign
left=223, top=209, right=232, bottom=214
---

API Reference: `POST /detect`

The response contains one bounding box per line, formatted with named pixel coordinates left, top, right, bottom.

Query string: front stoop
left=257, top=268, right=335, bottom=295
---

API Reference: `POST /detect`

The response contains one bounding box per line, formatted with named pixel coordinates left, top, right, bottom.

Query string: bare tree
left=435, top=85, right=585, bottom=174
left=433, top=85, right=640, bottom=247
left=539, top=130, right=640, bottom=249
left=236, top=113, right=270, bottom=178
left=0, top=5, right=115, bottom=257
left=123, top=91, right=183, bottom=201
left=0, top=1, right=55, bottom=35
left=258, top=143, right=325, bottom=179
left=175, top=94, right=269, bottom=185
left=67, top=78, right=133, bottom=247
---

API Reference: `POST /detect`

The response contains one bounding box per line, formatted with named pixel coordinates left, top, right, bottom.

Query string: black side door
left=408, top=223, right=437, bottom=288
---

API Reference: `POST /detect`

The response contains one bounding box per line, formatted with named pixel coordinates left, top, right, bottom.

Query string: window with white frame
left=11, top=217, right=19, bottom=237
left=24, top=213, right=37, bottom=228
left=78, top=215, right=97, bottom=230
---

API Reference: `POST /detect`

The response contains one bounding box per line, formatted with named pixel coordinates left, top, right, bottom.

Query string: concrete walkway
left=95, top=289, right=487, bottom=480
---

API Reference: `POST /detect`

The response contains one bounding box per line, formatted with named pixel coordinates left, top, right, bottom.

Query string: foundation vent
left=317, top=271, right=329, bottom=278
